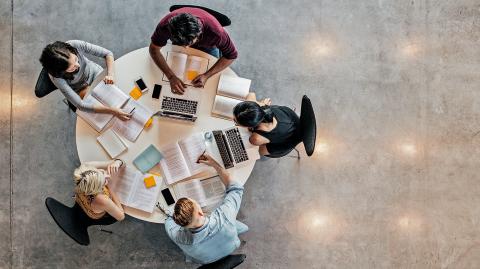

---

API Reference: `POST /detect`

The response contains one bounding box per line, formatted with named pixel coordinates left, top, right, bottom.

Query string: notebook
left=162, top=51, right=209, bottom=85
left=111, top=99, right=154, bottom=142
left=107, top=166, right=162, bottom=213
left=211, top=74, right=251, bottom=120
left=77, top=82, right=130, bottom=132
left=96, top=129, right=128, bottom=158
left=133, top=144, right=164, bottom=173
left=159, top=133, right=207, bottom=185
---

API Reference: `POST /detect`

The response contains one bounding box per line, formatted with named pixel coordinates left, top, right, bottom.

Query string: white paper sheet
left=178, top=133, right=207, bottom=176
left=159, top=143, right=191, bottom=185
left=76, top=95, right=114, bottom=132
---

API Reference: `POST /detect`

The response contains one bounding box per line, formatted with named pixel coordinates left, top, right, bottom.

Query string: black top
left=253, top=105, right=300, bottom=144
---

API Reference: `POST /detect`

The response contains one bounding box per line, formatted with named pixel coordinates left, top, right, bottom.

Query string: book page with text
left=91, top=82, right=130, bottom=108
left=107, top=166, right=140, bottom=205
left=178, top=133, right=207, bottom=176
left=77, top=95, right=114, bottom=132
left=200, top=176, right=225, bottom=210
left=174, top=179, right=208, bottom=206
left=127, top=174, right=161, bottom=213
left=167, top=52, right=188, bottom=80
left=211, top=95, right=242, bottom=120
left=184, top=55, right=209, bottom=84
left=217, top=75, right=251, bottom=100
left=159, top=143, right=191, bottom=185
left=111, top=99, right=153, bottom=142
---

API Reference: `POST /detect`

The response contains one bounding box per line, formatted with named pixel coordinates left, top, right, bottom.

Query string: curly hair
left=167, top=13, right=202, bottom=46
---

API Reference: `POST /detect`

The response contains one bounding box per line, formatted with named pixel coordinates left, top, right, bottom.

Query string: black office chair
left=170, top=5, right=231, bottom=27
left=197, top=254, right=246, bottom=269
left=45, top=197, right=116, bottom=246
left=35, top=68, right=77, bottom=112
left=299, top=95, right=316, bottom=156
left=267, top=95, right=317, bottom=159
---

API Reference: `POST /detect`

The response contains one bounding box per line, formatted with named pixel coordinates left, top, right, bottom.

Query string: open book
left=174, top=175, right=226, bottom=212
left=111, top=99, right=154, bottom=142
left=162, top=51, right=209, bottom=85
left=108, top=166, right=161, bottom=213
left=77, top=82, right=130, bottom=132
left=159, top=133, right=207, bottom=185
left=211, top=74, right=251, bottom=120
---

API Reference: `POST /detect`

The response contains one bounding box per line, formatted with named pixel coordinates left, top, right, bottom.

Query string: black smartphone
left=135, top=76, right=148, bottom=92
left=161, top=188, right=175, bottom=206
left=152, top=84, right=162, bottom=99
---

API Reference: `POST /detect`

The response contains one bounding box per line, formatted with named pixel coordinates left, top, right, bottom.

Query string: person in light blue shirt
left=163, top=153, right=248, bottom=264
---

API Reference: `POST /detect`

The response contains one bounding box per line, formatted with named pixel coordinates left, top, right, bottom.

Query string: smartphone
left=161, top=188, right=175, bottom=206
left=134, top=76, right=149, bottom=93
left=152, top=84, right=162, bottom=99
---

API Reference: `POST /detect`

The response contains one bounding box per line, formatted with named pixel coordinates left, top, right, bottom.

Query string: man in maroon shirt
left=149, top=7, right=238, bottom=94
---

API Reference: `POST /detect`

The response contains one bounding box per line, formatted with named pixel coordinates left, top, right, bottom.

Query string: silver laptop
left=157, top=85, right=201, bottom=122
left=205, top=127, right=260, bottom=169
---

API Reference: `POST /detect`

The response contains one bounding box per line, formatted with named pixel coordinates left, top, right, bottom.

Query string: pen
left=196, top=150, right=207, bottom=163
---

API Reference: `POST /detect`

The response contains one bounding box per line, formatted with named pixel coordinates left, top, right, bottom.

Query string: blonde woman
left=73, top=159, right=125, bottom=221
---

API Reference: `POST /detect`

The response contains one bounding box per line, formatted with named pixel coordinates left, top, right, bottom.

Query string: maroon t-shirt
left=151, top=7, right=238, bottom=59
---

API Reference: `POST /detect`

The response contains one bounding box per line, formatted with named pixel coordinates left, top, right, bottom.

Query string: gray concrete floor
left=2, top=0, right=480, bottom=268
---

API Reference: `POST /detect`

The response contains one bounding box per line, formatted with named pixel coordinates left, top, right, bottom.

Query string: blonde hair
left=173, top=198, right=195, bottom=227
left=73, top=164, right=106, bottom=196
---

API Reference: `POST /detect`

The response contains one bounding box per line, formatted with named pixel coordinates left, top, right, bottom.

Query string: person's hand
left=114, top=108, right=132, bottom=121
left=259, top=98, right=272, bottom=106
left=107, top=159, right=123, bottom=176
left=191, top=74, right=208, bottom=88
left=169, top=75, right=186, bottom=94
left=104, top=75, right=115, bottom=84
left=197, top=153, right=219, bottom=167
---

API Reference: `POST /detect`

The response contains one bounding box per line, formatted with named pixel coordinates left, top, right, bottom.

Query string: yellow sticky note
left=144, top=118, right=153, bottom=128
left=129, top=86, right=142, bottom=100
left=186, top=70, right=198, bottom=81
left=144, top=176, right=156, bottom=188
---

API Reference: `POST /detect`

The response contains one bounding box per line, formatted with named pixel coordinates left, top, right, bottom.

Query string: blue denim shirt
left=165, top=182, right=244, bottom=264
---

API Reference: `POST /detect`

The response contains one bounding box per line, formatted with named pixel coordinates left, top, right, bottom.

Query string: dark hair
left=39, top=41, right=78, bottom=79
left=167, top=13, right=202, bottom=46
left=233, top=101, right=274, bottom=128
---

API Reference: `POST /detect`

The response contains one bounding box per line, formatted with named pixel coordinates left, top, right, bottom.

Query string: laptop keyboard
left=225, top=128, right=249, bottom=163
left=161, top=96, right=198, bottom=115
left=212, top=131, right=234, bottom=169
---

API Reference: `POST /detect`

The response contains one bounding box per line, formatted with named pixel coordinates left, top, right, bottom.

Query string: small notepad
left=97, top=129, right=128, bottom=158
left=133, top=145, right=164, bottom=173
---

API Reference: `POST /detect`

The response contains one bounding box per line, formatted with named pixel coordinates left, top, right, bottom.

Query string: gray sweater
left=50, top=40, right=113, bottom=112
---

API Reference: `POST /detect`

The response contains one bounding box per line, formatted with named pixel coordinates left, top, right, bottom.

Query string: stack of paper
left=96, top=129, right=127, bottom=158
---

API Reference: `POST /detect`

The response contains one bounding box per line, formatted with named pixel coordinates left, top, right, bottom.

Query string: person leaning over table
left=233, top=92, right=301, bottom=157
left=73, top=159, right=126, bottom=221
left=39, top=40, right=131, bottom=120
left=157, top=154, right=248, bottom=265
left=149, top=7, right=238, bottom=94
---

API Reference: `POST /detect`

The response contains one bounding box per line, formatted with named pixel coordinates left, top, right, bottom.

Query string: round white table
left=75, top=45, right=256, bottom=223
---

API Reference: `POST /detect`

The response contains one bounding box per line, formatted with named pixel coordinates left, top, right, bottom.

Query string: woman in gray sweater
left=39, top=40, right=130, bottom=120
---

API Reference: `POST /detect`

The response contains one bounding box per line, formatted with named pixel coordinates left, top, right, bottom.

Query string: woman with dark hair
left=39, top=40, right=131, bottom=120
left=233, top=93, right=301, bottom=157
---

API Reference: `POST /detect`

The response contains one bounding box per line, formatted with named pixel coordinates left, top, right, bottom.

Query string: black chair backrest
left=35, top=68, right=57, bottom=98
left=45, top=197, right=116, bottom=246
left=197, top=254, right=246, bottom=269
left=45, top=197, right=90, bottom=245
left=170, top=5, right=231, bottom=27
left=300, top=95, right=317, bottom=156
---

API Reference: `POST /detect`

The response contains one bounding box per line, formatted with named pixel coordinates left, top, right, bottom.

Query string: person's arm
left=67, top=40, right=116, bottom=85
left=104, top=54, right=115, bottom=84
left=149, top=42, right=187, bottom=94
left=198, top=154, right=233, bottom=186
left=191, top=30, right=238, bottom=87
left=191, top=57, right=234, bottom=88
left=83, top=159, right=124, bottom=175
left=94, top=194, right=125, bottom=221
